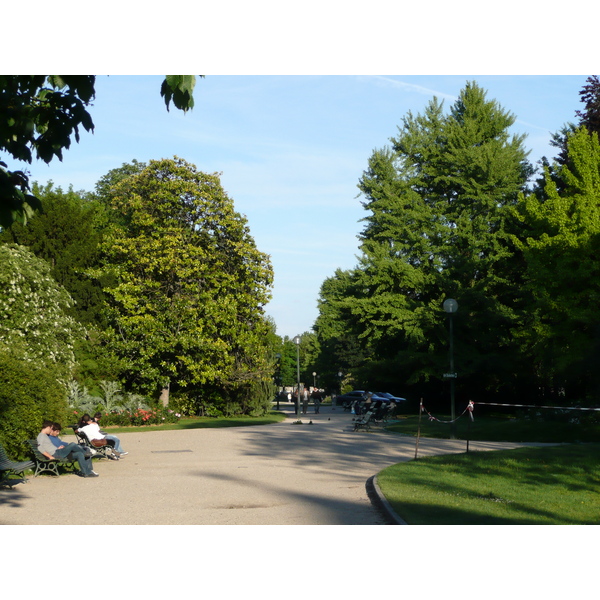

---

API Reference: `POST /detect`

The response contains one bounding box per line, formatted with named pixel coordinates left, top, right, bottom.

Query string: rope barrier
left=415, top=399, right=598, bottom=459
left=421, top=400, right=599, bottom=424
left=421, top=400, right=474, bottom=424
left=472, top=402, right=600, bottom=412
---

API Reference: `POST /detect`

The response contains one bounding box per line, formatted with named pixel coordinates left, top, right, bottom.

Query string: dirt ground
left=0, top=405, right=534, bottom=525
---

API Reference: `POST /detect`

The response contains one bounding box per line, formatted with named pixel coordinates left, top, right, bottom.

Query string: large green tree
left=93, top=157, right=274, bottom=409
left=316, top=82, right=534, bottom=403
left=515, top=126, right=600, bottom=401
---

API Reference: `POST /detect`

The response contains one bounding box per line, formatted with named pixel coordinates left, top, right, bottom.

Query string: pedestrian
left=302, top=388, right=309, bottom=414
left=312, top=389, right=321, bottom=414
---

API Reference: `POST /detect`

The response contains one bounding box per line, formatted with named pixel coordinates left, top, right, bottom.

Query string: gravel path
left=0, top=406, right=536, bottom=525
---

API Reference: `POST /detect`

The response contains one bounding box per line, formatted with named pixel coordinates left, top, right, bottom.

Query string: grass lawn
left=103, top=411, right=287, bottom=434
left=376, top=443, right=600, bottom=524
left=387, top=413, right=600, bottom=443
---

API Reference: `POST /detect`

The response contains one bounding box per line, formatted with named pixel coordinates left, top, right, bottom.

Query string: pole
left=415, top=398, right=423, bottom=460
left=296, top=345, right=301, bottom=418
left=466, top=414, right=470, bottom=453
left=449, top=312, right=456, bottom=439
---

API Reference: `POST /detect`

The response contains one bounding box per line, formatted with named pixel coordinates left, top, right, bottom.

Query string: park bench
left=70, top=426, right=115, bottom=460
left=0, top=442, right=35, bottom=485
left=353, top=410, right=374, bottom=432
left=26, top=439, right=77, bottom=477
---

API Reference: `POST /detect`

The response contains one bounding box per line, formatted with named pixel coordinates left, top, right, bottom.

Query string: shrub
left=0, top=351, right=69, bottom=460
left=72, top=407, right=182, bottom=427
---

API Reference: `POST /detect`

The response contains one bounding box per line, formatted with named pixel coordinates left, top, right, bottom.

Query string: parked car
left=335, top=390, right=367, bottom=406
left=335, top=390, right=387, bottom=406
left=376, top=392, right=407, bottom=403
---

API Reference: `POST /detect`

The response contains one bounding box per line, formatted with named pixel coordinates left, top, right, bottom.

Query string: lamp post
left=312, top=372, right=317, bottom=388
left=335, top=370, right=342, bottom=410
left=443, top=298, right=458, bottom=438
left=275, top=353, right=281, bottom=410
left=293, top=336, right=301, bottom=418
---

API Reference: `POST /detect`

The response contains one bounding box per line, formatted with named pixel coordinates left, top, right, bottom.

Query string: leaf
left=160, top=75, right=198, bottom=113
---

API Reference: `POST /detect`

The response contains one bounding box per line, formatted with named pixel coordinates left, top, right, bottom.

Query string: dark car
left=376, top=392, right=407, bottom=403
left=335, top=390, right=367, bottom=406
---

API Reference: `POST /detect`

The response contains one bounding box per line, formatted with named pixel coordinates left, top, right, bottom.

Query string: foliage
left=0, top=350, right=69, bottom=460
left=315, top=82, right=533, bottom=403
left=160, top=76, right=201, bottom=112
left=514, top=126, right=600, bottom=401
left=76, top=407, right=182, bottom=427
left=0, top=181, right=106, bottom=326
left=0, top=76, right=95, bottom=228
left=575, top=75, right=600, bottom=138
left=92, top=157, right=274, bottom=411
left=67, top=379, right=151, bottom=414
left=0, top=244, right=84, bottom=381
left=0, top=76, right=199, bottom=229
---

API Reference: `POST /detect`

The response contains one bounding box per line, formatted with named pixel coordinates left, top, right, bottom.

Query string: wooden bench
left=26, top=439, right=77, bottom=477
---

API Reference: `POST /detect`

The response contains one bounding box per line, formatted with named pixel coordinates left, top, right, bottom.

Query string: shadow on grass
left=378, top=444, right=600, bottom=524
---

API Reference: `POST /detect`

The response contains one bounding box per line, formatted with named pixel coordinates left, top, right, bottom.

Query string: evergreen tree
left=318, top=82, right=533, bottom=401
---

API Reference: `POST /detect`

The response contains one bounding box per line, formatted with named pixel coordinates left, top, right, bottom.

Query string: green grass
left=387, top=413, right=600, bottom=443
left=103, top=411, right=287, bottom=434
left=377, top=443, right=600, bottom=524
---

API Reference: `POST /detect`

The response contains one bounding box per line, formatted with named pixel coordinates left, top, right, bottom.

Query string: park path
left=0, top=406, right=535, bottom=525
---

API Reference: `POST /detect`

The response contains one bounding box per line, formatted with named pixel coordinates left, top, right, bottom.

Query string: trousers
left=54, top=443, right=93, bottom=475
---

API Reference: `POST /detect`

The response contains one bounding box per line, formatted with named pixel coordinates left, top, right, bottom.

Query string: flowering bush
left=72, top=407, right=181, bottom=427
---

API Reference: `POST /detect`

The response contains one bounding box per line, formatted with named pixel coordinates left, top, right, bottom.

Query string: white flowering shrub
left=0, top=244, right=84, bottom=380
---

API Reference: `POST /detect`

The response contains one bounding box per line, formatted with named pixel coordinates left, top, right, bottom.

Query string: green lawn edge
left=376, top=442, right=600, bottom=525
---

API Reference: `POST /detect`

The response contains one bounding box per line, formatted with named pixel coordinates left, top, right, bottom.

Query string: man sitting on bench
left=37, top=420, right=99, bottom=478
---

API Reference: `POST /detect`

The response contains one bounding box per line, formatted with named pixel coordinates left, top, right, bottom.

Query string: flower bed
left=72, top=408, right=182, bottom=427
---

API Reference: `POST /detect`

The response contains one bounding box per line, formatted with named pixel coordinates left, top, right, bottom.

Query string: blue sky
left=21, top=75, right=588, bottom=339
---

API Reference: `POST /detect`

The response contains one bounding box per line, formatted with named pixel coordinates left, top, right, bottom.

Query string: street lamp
left=275, top=353, right=281, bottom=410
left=443, top=298, right=458, bottom=438
left=293, top=336, right=301, bottom=418
left=312, top=372, right=317, bottom=388
left=335, top=370, right=343, bottom=410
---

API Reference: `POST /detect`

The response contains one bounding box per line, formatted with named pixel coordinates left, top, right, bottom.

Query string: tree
left=313, top=268, right=369, bottom=390
left=316, top=82, right=534, bottom=403
left=514, top=126, right=600, bottom=401
left=575, top=75, right=600, bottom=137
left=0, top=243, right=84, bottom=383
left=0, top=75, right=199, bottom=229
left=93, top=157, right=274, bottom=409
left=0, top=181, right=106, bottom=326
left=536, top=76, right=600, bottom=193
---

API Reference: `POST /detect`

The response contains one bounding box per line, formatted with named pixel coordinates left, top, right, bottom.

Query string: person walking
left=302, top=388, right=309, bottom=414
left=312, top=389, right=321, bottom=414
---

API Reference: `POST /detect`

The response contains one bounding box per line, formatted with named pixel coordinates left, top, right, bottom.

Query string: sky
left=18, top=74, right=589, bottom=339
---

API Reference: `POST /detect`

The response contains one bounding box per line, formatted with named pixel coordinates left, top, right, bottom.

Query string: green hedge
left=0, top=351, right=69, bottom=460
